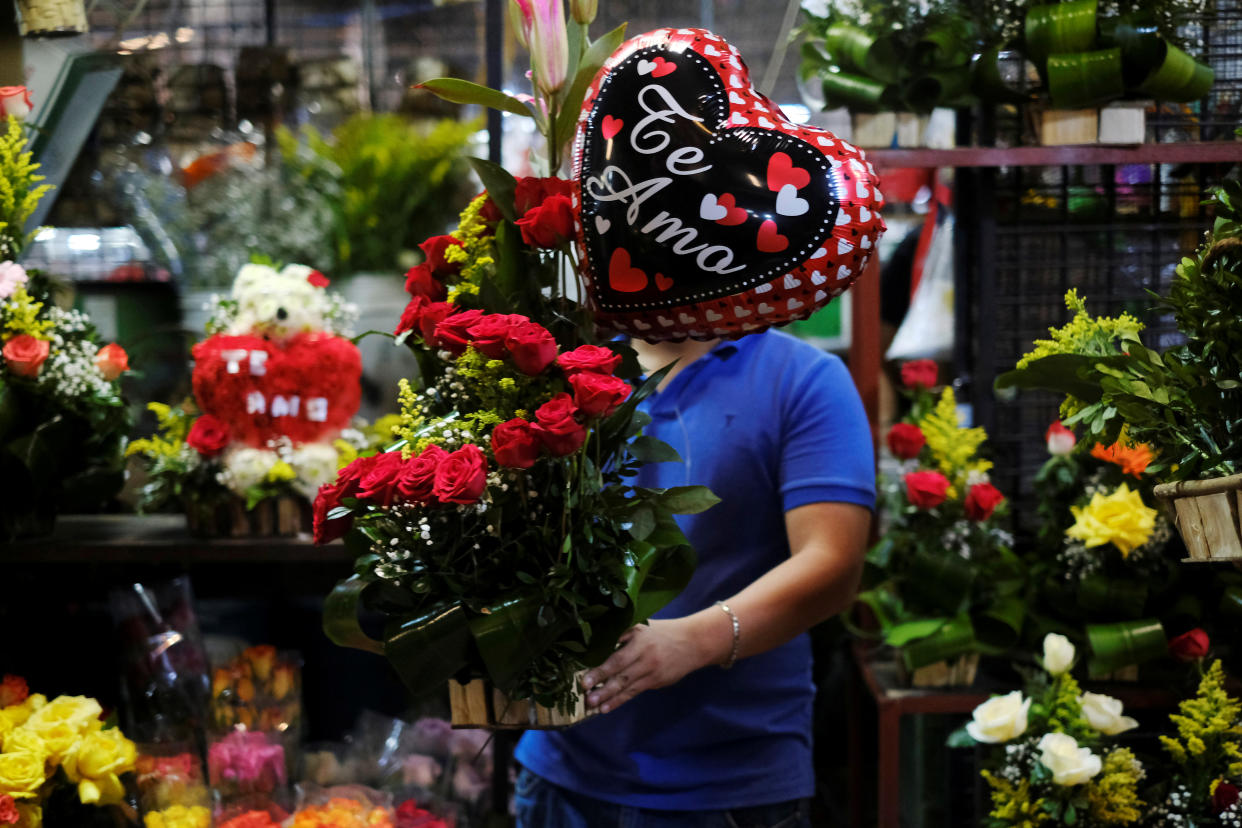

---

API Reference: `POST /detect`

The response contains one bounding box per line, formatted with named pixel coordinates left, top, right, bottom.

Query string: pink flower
left=207, top=731, right=286, bottom=793
left=1046, top=421, right=1076, bottom=456
left=516, top=0, right=568, bottom=95
left=0, top=261, right=27, bottom=299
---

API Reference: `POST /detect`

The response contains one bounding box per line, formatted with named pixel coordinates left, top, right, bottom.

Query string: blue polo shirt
left=515, top=329, right=875, bottom=810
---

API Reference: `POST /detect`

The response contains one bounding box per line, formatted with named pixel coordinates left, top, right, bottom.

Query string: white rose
left=966, top=691, right=1031, bottom=743
left=1042, top=633, right=1075, bottom=675
left=1038, top=732, right=1102, bottom=786
left=223, top=447, right=278, bottom=493
left=1079, top=693, right=1139, bottom=736
left=289, top=443, right=341, bottom=499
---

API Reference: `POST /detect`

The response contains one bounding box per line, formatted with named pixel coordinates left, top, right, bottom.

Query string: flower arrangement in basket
left=955, top=634, right=1148, bottom=827
left=0, top=110, right=132, bottom=540
left=318, top=2, right=719, bottom=725
left=859, top=360, right=1020, bottom=685
left=0, top=676, right=140, bottom=828
left=129, top=260, right=370, bottom=537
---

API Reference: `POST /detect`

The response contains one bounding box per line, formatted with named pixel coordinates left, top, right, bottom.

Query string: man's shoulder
left=743, top=329, right=848, bottom=380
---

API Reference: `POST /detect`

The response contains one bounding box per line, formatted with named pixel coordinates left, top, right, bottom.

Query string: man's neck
left=631, top=337, right=721, bottom=392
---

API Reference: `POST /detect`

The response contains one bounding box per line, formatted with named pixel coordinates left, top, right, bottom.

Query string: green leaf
left=885, top=617, right=950, bottom=647
left=383, top=601, right=474, bottom=696
left=468, top=157, right=519, bottom=222
left=553, top=23, right=628, bottom=151
left=945, top=725, right=976, bottom=749
left=323, top=576, right=385, bottom=656
left=468, top=595, right=571, bottom=691
left=417, top=78, right=535, bottom=117
left=628, top=505, right=656, bottom=541
left=659, top=485, right=722, bottom=515
left=625, top=541, right=697, bottom=623
left=626, top=435, right=682, bottom=464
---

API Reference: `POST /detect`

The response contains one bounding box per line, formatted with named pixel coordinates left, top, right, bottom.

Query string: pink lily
left=514, top=0, right=568, bottom=96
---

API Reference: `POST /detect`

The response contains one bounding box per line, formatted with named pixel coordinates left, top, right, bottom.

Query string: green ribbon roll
left=971, top=47, right=1028, bottom=104
left=1048, top=48, right=1126, bottom=108
left=1026, top=0, right=1099, bottom=68
left=824, top=24, right=902, bottom=85
left=385, top=602, right=475, bottom=695
left=821, top=71, right=890, bottom=112
left=1086, top=618, right=1166, bottom=677
left=901, top=615, right=976, bottom=670
left=468, top=596, right=571, bottom=692
left=974, top=594, right=1026, bottom=651
left=1077, top=574, right=1148, bottom=619
left=914, top=20, right=974, bottom=71
left=1136, top=43, right=1215, bottom=102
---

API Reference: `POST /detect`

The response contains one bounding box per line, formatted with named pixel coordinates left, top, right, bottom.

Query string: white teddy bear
left=228, top=263, right=333, bottom=340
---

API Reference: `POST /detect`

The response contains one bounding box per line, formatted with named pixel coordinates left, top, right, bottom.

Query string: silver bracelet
left=715, top=601, right=740, bottom=669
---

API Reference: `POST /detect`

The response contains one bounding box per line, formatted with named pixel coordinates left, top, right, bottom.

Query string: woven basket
left=448, top=678, right=596, bottom=730
left=1154, top=473, right=1242, bottom=561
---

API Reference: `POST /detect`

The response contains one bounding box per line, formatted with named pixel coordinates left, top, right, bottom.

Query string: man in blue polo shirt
left=515, top=328, right=875, bottom=827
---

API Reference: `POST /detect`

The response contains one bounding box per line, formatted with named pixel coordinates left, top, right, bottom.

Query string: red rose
left=1169, top=628, right=1210, bottom=662
left=186, top=415, right=231, bottom=456
left=514, top=176, right=574, bottom=215
left=312, top=457, right=371, bottom=544
left=396, top=296, right=430, bottom=336
left=433, top=309, right=487, bottom=356
left=356, top=451, right=407, bottom=507
left=433, top=444, right=488, bottom=505
left=557, top=344, right=621, bottom=376
left=491, top=418, right=541, bottom=469
left=1046, top=421, right=1076, bottom=456
left=515, top=194, right=575, bottom=248
left=307, top=270, right=330, bottom=288
left=532, top=393, right=587, bottom=456
left=477, top=194, right=503, bottom=226
left=419, top=235, right=464, bottom=277
left=0, top=794, right=18, bottom=825
left=569, top=371, right=631, bottom=417
left=417, top=301, right=458, bottom=345
left=904, top=470, right=951, bottom=510
left=505, top=321, right=558, bottom=375
left=404, top=263, right=447, bottom=302
left=1215, top=781, right=1240, bottom=814
left=467, top=314, right=526, bottom=359
left=0, top=675, right=28, bottom=708
left=397, top=444, right=448, bottom=503
left=901, top=359, right=938, bottom=390
left=886, top=423, right=925, bottom=459
left=94, top=342, right=130, bottom=380
left=964, top=482, right=1005, bottom=521
left=2, top=334, right=50, bottom=378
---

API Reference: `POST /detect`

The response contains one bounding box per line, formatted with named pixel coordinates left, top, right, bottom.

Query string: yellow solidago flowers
left=917, top=387, right=992, bottom=491
left=1065, top=483, right=1158, bottom=557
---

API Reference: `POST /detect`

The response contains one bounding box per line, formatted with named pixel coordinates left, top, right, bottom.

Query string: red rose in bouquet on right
left=569, top=371, right=631, bottom=417
left=557, top=344, right=621, bottom=376
left=404, top=264, right=447, bottom=302
left=433, top=445, right=488, bottom=505
left=532, top=393, right=587, bottom=456
left=419, top=235, right=464, bottom=277
left=492, top=418, right=541, bottom=469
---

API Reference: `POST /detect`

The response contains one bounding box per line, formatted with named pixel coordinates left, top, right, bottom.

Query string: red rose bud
left=186, top=414, right=231, bottom=457
left=0, top=675, right=28, bottom=708
left=356, top=451, right=406, bottom=507
left=419, top=235, right=464, bottom=277
left=491, top=418, right=541, bottom=469
left=1046, top=421, right=1076, bottom=456
left=313, top=482, right=351, bottom=544
left=1215, top=781, right=1241, bottom=814
left=532, top=393, right=587, bottom=456
left=477, top=194, right=503, bottom=226
left=505, top=321, right=558, bottom=375
left=515, top=193, right=575, bottom=248
left=433, top=444, right=488, bottom=505
left=404, top=263, right=447, bottom=302
left=432, top=308, right=487, bottom=356
left=1168, top=628, right=1210, bottom=662
left=395, top=296, right=429, bottom=336
left=307, top=269, right=330, bottom=288
left=418, top=301, right=457, bottom=345
left=397, top=444, right=448, bottom=503
left=94, top=342, right=130, bottom=380
left=901, top=359, right=938, bottom=390
left=2, top=334, right=50, bottom=378
left=570, top=371, right=631, bottom=417
left=964, top=482, right=1005, bottom=521
left=557, top=344, right=621, bottom=376
left=886, top=423, right=925, bottom=459
left=514, top=176, right=575, bottom=215
left=467, top=314, right=527, bottom=359
left=904, top=470, right=951, bottom=510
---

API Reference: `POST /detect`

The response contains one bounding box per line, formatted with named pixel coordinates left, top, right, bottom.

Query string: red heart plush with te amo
left=192, top=332, right=362, bottom=447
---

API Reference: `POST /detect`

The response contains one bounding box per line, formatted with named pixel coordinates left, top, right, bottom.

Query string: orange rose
left=93, top=343, right=129, bottom=380
left=2, top=336, right=49, bottom=378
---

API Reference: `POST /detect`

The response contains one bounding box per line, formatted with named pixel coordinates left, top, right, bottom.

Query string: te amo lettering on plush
left=192, top=332, right=362, bottom=446
left=573, top=27, right=885, bottom=341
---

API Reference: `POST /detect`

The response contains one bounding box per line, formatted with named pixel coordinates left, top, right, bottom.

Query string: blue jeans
left=514, top=767, right=813, bottom=828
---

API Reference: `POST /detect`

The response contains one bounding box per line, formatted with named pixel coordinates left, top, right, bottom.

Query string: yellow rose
left=144, top=804, right=211, bottom=828
left=0, top=752, right=46, bottom=799
left=1065, top=483, right=1157, bottom=557
left=1, top=727, right=48, bottom=762
left=61, top=727, right=136, bottom=806
left=0, top=695, right=46, bottom=733
left=23, top=696, right=102, bottom=738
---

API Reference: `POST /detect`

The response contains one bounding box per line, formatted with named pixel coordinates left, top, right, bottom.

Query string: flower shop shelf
left=864, top=141, right=1242, bottom=169
left=0, top=515, right=350, bottom=563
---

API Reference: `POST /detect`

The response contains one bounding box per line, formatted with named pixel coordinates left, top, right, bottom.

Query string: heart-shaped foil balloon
left=573, top=28, right=885, bottom=342
left=192, top=332, right=362, bottom=446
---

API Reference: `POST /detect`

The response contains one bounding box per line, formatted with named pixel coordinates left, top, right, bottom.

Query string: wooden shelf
left=863, top=141, right=1242, bottom=169
left=0, top=514, right=350, bottom=563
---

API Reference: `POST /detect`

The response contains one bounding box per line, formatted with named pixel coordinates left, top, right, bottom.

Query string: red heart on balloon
left=192, top=332, right=362, bottom=447
left=574, top=28, right=885, bottom=342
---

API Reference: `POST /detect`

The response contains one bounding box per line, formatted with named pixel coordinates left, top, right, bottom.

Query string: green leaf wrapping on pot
left=902, top=68, right=973, bottom=110
left=1077, top=573, right=1148, bottom=619
left=972, top=48, right=1028, bottom=104
left=1135, top=43, right=1214, bottom=102
left=904, top=548, right=975, bottom=615
left=323, top=576, right=388, bottom=657
left=820, top=71, right=890, bottom=112
left=468, top=596, right=571, bottom=692
left=1048, top=49, right=1125, bottom=108
left=384, top=603, right=475, bottom=695
left=974, top=594, right=1026, bottom=651
left=901, top=615, right=976, bottom=670
left=914, top=19, right=975, bottom=71
left=824, top=24, right=901, bottom=85
left=1086, top=618, right=1166, bottom=677
left=1025, top=0, right=1099, bottom=69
